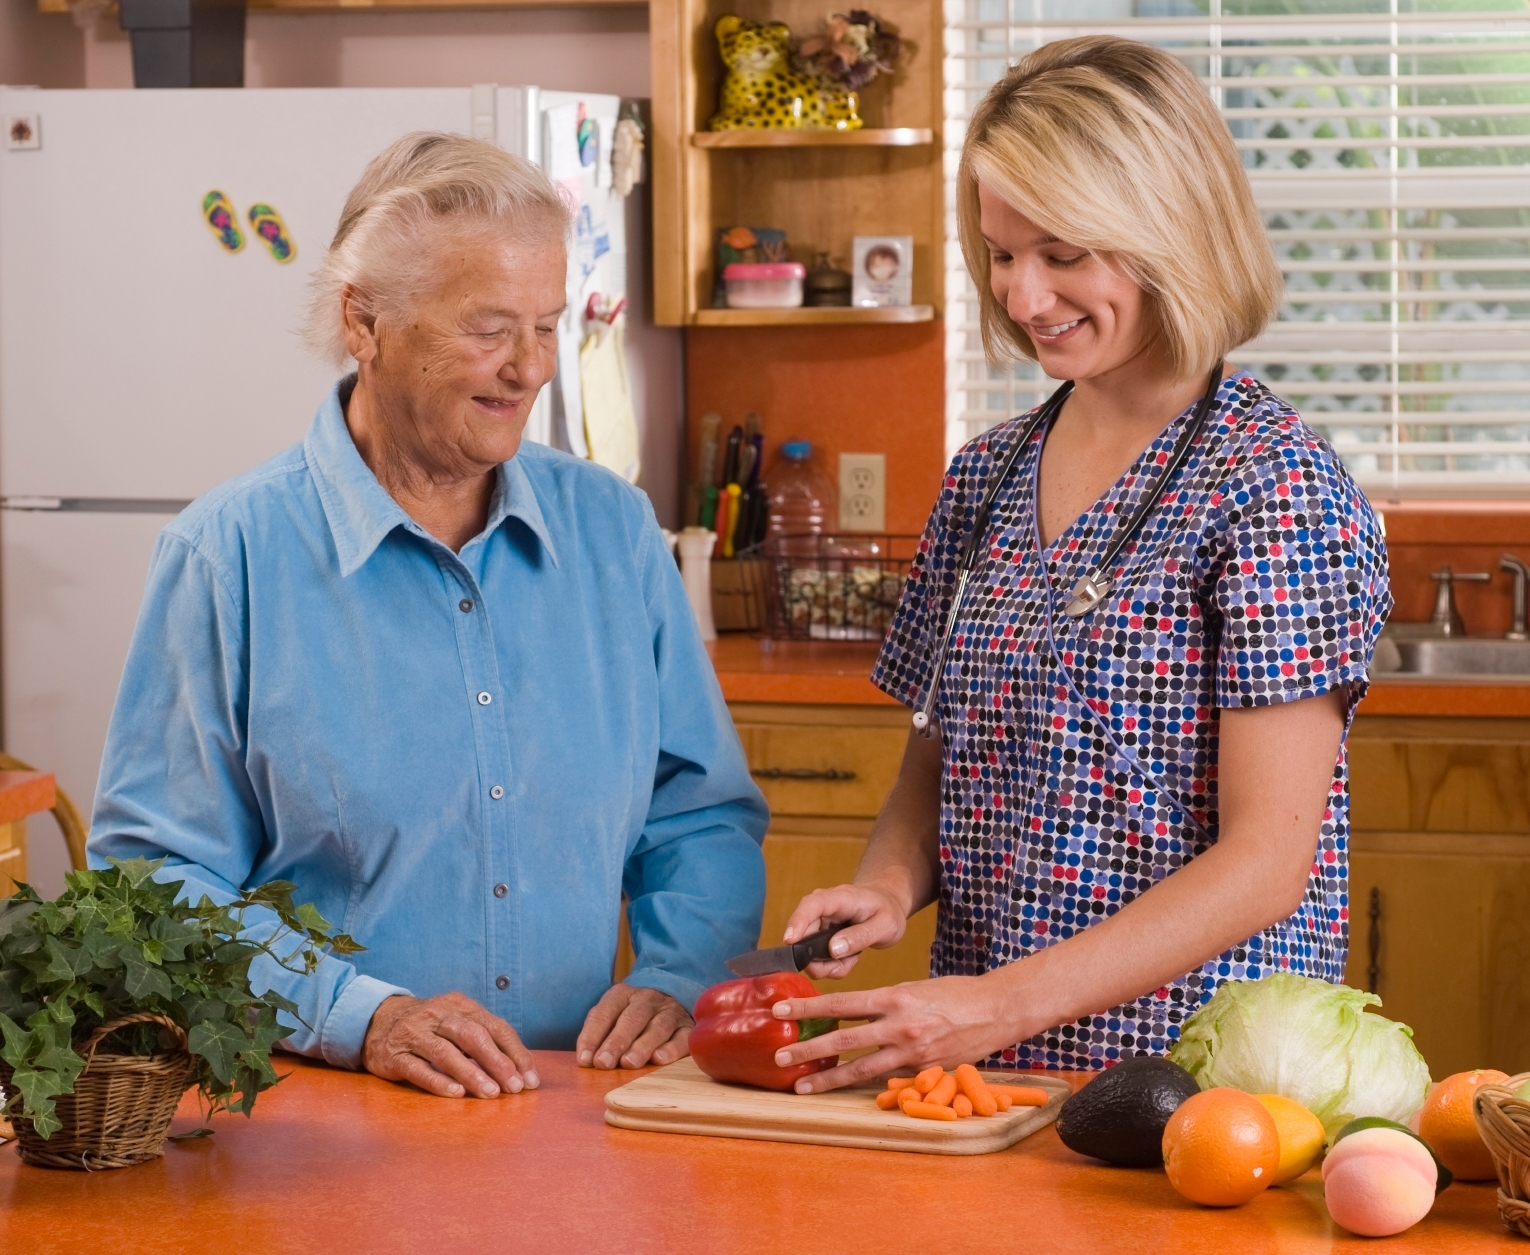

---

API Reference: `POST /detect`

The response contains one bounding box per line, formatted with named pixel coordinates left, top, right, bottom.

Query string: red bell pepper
left=688, top=972, right=838, bottom=1092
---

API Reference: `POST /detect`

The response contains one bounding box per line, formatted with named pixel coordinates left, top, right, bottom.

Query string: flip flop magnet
left=248, top=203, right=296, bottom=263
left=202, top=190, right=244, bottom=253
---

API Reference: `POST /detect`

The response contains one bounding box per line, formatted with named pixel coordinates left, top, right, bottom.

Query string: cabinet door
left=762, top=833, right=936, bottom=992
left=1347, top=839, right=1530, bottom=1078
left=734, top=723, right=908, bottom=819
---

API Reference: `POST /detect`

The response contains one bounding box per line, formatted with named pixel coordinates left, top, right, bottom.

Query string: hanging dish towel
left=580, top=318, right=640, bottom=483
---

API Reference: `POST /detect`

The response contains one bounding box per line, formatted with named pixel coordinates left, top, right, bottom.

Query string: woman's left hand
left=767, top=975, right=1015, bottom=1093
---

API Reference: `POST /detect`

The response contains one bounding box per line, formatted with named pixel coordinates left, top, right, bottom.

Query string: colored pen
left=722, top=483, right=743, bottom=558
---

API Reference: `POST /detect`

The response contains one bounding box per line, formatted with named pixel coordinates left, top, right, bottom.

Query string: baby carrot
left=994, top=1091, right=1013, bottom=1112
left=886, top=1076, right=918, bottom=1092
left=988, top=1085, right=1050, bottom=1107
left=897, top=1085, right=923, bottom=1112
left=903, top=1101, right=959, bottom=1122
left=875, top=1089, right=902, bottom=1110
left=924, top=1073, right=958, bottom=1108
left=952, top=1094, right=973, bottom=1118
left=954, top=1064, right=998, bottom=1117
left=913, top=1065, right=944, bottom=1095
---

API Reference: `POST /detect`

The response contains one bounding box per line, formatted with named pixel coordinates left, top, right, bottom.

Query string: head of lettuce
left=1169, top=974, right=1431, bottom=1141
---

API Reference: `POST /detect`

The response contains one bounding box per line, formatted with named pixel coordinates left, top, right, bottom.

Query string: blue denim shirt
left=89, top=379, right=768, bottom=1067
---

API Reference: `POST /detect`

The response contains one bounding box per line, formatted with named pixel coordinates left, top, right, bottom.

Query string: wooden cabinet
left=648, top=0, right=944, bottom=326
left=1346, top=716, right=1530, bottom=1078
left=734, top=702, right=932, bottom=991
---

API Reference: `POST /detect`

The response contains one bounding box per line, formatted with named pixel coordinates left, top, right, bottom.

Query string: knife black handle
left=791, top=923, right=849, bottom=969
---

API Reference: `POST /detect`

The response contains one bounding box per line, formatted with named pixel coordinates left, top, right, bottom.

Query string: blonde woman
left=769, top=37, right=1391, bottom=1089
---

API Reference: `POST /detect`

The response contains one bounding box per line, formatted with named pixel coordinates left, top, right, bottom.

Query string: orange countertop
left=710, top=635, right=1530, bottom=718
left=1359, top=677, right=1530, bottom=718
left=0, top=1053, right=1514, bottom=1255
left=709, top=636, right=897, bottom=705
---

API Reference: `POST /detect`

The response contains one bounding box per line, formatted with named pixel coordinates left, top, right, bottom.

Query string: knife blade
left=724, top=924, right=848, bottom=977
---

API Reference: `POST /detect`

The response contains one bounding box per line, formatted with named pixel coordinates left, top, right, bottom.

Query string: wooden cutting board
left=604, top=1058, right=1071, bottom=1155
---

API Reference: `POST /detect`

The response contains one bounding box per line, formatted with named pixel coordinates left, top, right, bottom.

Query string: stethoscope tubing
left=912, top=366, right=1224, bottom=742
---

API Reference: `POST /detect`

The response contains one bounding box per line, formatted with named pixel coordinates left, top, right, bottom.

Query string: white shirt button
left=477, top=691, right=492, bottom=705
left=490, top=785, right=504, bottom=800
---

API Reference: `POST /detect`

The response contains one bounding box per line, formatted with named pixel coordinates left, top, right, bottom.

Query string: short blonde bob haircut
left=957, top=37, right=1283, bottom=379
left=306, top=132, right=571, bottom=367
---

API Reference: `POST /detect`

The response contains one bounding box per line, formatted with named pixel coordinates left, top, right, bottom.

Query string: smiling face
left=344, top=224, right=567, bottom=478
left=977, top=182, right=1152, bottom=384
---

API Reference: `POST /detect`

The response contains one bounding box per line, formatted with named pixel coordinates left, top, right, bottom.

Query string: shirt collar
left=305, top=377, right=559, bottom=578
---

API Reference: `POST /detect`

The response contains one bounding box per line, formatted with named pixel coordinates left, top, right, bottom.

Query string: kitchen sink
left=1373, top=636, right=1530, bottom=676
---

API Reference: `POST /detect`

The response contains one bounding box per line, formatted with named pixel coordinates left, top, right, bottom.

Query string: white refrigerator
left=0, top=84, right=647, bottom=895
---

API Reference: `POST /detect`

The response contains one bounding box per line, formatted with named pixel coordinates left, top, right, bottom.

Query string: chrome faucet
left=1502, top=554, right=1530, bottom=641
left=1429, top=566, right=1492, bottom=637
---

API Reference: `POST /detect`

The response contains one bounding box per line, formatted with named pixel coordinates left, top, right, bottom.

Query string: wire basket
left=750, top=533, right=917, bottom=641
left=1475, top=1071, right=1530, bottom=1238
left=0, top=1012, right=194, bottom=1170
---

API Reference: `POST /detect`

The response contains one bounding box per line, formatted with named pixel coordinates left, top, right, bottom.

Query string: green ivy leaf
left=121, top=947, right=174, bottom=1003
left=188, top=1019, right=246, bottom=1085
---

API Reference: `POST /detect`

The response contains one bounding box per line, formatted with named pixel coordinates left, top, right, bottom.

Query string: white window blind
left=943, top=2, right=1530, bottom=498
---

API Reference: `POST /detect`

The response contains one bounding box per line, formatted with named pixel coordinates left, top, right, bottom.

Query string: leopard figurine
left=707, top=16, right=861, bottom=131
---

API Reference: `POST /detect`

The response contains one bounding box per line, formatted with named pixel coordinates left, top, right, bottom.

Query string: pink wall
left=78, top=5, right=649, bottom=94
left=0, top=0, right=83, bottom=87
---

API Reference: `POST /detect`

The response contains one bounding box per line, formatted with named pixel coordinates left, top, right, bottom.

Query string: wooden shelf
left=651, top=0, right=945, bottom=326
left=692, top=305, right=934, bottom=327
left=691, top=128, right=934, bottom=149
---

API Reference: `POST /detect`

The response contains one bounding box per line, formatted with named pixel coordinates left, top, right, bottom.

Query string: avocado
left=1055, top=1056, right=1201, bottom=1166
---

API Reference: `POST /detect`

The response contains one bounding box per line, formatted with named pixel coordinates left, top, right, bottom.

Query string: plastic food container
left=723, top=262, right=806, bottom=309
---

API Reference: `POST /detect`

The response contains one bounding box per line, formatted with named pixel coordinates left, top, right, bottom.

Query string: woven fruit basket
left=1474, top=1070, right=1530, bottom=1238
left=0, top=1012, right=194, bottom=1170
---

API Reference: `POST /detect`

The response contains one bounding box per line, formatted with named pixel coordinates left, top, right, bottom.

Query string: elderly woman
left=768, top=37, right=1390, bottom=1089
left=89, top=133, right=767, bottom=1099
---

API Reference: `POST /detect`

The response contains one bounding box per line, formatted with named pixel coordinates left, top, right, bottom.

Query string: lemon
left=1254, top=1093, right=1327, bottom=1185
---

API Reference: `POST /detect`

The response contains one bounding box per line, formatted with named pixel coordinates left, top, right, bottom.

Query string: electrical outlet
left=838, top=453, right=886, bottom=532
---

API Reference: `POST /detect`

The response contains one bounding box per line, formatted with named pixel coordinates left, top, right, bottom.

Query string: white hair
left=305, top=131, right=572, bottom=367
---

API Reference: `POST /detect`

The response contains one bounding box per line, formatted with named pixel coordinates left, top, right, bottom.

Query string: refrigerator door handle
left=1, top=496, right=191, bottom=514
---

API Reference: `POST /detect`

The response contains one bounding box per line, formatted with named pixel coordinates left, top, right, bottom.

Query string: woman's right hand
left=783, top=882, right=909, bottom=980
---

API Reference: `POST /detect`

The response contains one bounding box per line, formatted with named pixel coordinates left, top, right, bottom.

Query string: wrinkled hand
left=782, top=882, right=908, bottom=980
left=362, top=992, right=538, bottom=1098
left=767, top=975, right=1011, bottom=1093
left=576, top=984, right=692, bottom=1070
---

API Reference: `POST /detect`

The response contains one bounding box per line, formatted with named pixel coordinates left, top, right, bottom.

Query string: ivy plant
left=0, top=857, right=362, bottom=1138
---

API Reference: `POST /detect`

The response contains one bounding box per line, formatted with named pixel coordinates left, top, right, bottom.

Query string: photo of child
left=863, top=244, right=901, bottom=282
left=852, top=235, right=912, bottom=308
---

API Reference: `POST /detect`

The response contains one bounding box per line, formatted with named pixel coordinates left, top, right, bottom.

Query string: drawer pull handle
left=751, top=767, right=858, bottom=782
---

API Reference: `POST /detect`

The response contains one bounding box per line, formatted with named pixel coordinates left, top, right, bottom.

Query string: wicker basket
left=1474, top=1070, right=1530, bottom=1238
left=0, top=1012, right=194, bottom=1170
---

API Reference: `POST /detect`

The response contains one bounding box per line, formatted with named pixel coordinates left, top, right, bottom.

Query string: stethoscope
left=911, top=364, right=1225, bottom=742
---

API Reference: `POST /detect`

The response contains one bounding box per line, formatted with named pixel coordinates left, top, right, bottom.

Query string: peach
left=1323, top=1128, right=1437, bottom=1238
left=1322, top=1126, right=1437, bottom=1187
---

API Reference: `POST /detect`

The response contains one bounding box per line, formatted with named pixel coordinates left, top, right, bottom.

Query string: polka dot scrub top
left=871, top=374, right=1391, bottom=1071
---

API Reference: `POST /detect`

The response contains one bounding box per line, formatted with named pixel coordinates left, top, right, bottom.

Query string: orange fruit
left=1419, top=1069, right=1509, bottom=1181
left=1163, top=1088, right=1281, bottom=1207
left=1253, top=1093, right=1326, bottom=1184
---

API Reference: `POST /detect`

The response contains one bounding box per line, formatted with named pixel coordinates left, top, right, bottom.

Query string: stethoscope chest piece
left=1062, top=571, right=1112, bottom=618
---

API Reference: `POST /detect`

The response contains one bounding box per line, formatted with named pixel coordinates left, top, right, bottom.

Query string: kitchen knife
left=724, top=924, right=849, bottom=977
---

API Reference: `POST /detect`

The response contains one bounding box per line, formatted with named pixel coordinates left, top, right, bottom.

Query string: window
left=943, top=2, right=1530, bottom=498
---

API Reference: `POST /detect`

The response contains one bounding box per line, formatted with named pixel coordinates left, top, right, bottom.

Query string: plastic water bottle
left=767, top=441, right=837, bottom=547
